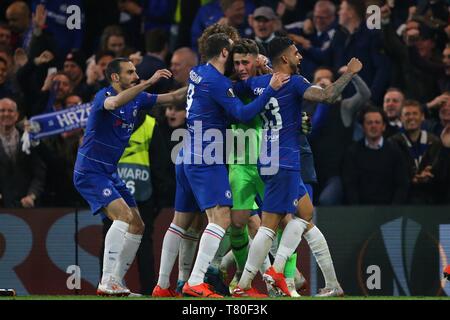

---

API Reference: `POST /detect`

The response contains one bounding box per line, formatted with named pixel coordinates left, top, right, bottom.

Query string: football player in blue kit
left=73, top=58, right=187, bottom=296
left=153, top=33, right=290, bottom=298
left=232, top=37, right=362, bottom=297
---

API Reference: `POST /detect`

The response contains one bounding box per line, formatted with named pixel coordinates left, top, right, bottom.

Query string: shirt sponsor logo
left=253, top=87, right=265, bottom=96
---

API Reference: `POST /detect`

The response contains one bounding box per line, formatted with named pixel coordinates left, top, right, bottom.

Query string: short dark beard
left=289, top=61, right=299, bottom=75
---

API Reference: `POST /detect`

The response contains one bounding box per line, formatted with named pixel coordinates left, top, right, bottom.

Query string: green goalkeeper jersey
left=229, top=96, right=263, bottom=166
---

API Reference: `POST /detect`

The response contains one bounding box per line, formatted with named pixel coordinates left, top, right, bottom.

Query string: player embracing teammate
left=231, top=37, right=362, bottom=297
left=153, top=32, right=289, bottom=298
left=151, top=27, right=363, bottom=298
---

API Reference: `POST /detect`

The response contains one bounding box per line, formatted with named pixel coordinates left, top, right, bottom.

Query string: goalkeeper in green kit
left=222, top=39, right=308, bottom=296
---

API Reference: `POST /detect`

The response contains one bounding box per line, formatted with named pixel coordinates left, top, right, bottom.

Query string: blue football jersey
left=75, top=86, right=157, bottom=174
left=184, top=63, right=275, bottom=164
left=235, top=74, right=312, bottom=171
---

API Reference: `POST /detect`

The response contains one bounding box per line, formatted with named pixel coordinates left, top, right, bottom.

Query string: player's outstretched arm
left=303, top=58, right=363, bottom=104
left=155, top=86, right=188, bottom=107
left=225, top=72, right=290, bottom=122
left=104, top=69, right=172, bottom=110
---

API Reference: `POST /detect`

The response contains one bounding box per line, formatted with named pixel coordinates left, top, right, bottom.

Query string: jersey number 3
left=261, top=97, right=282, bottom=130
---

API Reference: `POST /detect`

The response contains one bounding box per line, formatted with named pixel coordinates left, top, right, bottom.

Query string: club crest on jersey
left=225, top=190, right=232, bottom=199
left=293, top=199, right=299, bottom=207
left=227, top=88, right=235, bottom=97
left=103, top=188, right=112, bottom=197
left=133, top=109, right=138, bottom=117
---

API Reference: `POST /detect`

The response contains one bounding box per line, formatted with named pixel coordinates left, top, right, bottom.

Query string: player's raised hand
left=346, top=58, right=363, bottom=75
left=146, top=69, right=172, bottom=86
left=269, top=72, right=290, bottom=90
left=256, top=54, right=272, bottom=75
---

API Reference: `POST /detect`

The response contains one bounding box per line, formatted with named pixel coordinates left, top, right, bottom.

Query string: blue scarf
left=28, top=102, right=92, bottom=141
left=22, top=103, right=91, bottom=154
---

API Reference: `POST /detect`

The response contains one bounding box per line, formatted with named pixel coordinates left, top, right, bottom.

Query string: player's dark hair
left=105, top=57, right=131, bottom=83
left=204, top=33, right=232, bottom=61
left=267, top=36, right=294, bottom=64
left=358, top=105, right=388, bottom=125
left=232, top=38, right=259, bottom=56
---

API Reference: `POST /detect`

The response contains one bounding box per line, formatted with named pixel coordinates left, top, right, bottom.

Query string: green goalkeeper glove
left=301, top=112, right=312, bottom=135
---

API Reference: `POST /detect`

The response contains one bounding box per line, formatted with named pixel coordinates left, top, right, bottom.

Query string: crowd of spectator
left=0, top=0, right=449, bottom=210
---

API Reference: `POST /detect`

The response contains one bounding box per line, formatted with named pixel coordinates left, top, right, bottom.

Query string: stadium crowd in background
left=0, top=0, right=450, bottom=207
left=0, top=0, right=449, bottom=298
left=0, top=0, right=448, bottom=207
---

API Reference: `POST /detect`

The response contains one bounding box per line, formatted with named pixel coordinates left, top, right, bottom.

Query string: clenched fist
left=346, top=58, right=363, bottom=75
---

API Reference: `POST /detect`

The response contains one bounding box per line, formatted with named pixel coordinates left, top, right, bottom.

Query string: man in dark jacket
left=342, top=107, right=409, bottom=205
left=0, top=98, right=46, bottom=207
left=326, top=0, right=391, bottom=105
left=389, top=100, right=443, bottom=204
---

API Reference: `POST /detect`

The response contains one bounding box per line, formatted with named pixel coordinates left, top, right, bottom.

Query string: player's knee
left=134, top=220, right=145, bottom=234
left=299, top=211, right=313, bottom=222
left=297, top=202, right=314, bottom=221
left=128, top=217, right=145, bottom=235
left=216, top=214, right=231, bottom=230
